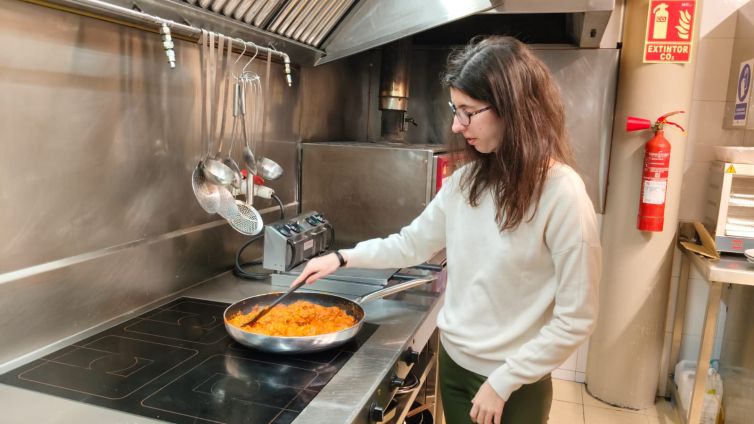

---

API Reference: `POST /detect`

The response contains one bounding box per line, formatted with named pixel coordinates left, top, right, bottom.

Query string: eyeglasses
left=448, top=101, right=493, bottom=126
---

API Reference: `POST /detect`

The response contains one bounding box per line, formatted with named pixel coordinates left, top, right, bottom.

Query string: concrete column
left=586, top=0, right=702, bottom=409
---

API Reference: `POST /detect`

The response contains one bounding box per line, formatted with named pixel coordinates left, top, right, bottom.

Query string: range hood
left=318, top=0, right=615, bottom=64
left=52, top=0, right=614, bottom=65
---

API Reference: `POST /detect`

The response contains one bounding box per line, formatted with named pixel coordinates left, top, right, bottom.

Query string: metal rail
left=22, top=0, right=293, bottom=86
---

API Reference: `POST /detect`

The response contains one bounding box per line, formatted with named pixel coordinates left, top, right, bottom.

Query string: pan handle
left=356, top=277, right=436, bottom=304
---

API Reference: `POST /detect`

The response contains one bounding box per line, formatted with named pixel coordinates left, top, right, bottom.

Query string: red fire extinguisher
left=626, top=110, right=686, bottom=232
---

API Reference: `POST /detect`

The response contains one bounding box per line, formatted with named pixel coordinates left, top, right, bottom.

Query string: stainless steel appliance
left=301, top=142, right=454, bottom=249
left=704, top=161, right=754, bottom=253
left=262, top=210, right=334, bottom=271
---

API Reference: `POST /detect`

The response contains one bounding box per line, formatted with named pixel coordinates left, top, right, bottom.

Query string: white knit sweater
left=341, top=163, right=601, bottom=400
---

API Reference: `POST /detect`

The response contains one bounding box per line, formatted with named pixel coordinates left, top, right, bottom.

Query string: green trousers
left=439, top=344, right=552, bottom=424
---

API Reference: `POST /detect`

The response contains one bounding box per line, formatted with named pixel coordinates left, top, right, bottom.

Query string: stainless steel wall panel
left=301, top=143, right=434, bottom=248
left=297, top=50, right=376, bottom=142
left=0, top=1, right=300, bottom=366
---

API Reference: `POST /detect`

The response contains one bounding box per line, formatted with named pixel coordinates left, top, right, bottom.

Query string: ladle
left=254, top=49, right=283, bottom=181
left=217, top=36, right=242, bottom=187
left=201, top=32, right=236, bottom=187
left=238, top=43, right=261, bottom=176
left=256, top=156, right=283, bottom=180
left=192, top=30, right=221, bottom=213
left=239, top=79, right=258, bottom=176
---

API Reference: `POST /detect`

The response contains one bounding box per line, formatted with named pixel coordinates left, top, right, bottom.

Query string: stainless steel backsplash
left=0, top=1, right=299, bottom=367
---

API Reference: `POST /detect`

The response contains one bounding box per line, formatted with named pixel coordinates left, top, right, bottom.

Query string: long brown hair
left=442, top=36, right=574, bottom=231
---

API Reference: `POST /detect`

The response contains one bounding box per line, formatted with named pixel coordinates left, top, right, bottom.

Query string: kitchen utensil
left=239, top=278, right=309, bottom=327
left=235, top=42, right=262, bottom=175
left=215, top=184, right=242, bottom=220
left=192, top=163, right=221, bottom=213
left=254, top=50, right=284, bottom=180
left=192, top=30, right=222, bottom=213
left=201, top=32, right=237, bottom=187
left=226, top=200, right=263, bottom=235
left=217, top=37, right=242, bottom=188
left=224, top=276, right=436, bottom=353
left=239, top=77, right=259, bottom=175
left=256, top=156, right=283, bottom=180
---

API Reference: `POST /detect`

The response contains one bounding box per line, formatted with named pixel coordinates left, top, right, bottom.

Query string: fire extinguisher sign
left=643, top=1, right=696, bottom=63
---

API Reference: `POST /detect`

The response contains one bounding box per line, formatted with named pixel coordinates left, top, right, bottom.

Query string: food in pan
left=227, top=300, right=357, bottom=336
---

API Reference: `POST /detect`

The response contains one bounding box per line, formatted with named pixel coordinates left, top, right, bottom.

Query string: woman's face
left=449, top=87, right=504, bottom=154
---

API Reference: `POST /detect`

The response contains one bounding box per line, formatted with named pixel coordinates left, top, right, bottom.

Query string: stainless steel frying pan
left=224, top=277, right=435, bottom=354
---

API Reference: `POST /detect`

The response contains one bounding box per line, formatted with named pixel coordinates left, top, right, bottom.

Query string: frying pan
left=224, top=277, right=436, bottom=354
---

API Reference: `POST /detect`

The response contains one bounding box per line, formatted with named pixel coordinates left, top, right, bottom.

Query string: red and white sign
left=643, top=1, right=696, bottom=63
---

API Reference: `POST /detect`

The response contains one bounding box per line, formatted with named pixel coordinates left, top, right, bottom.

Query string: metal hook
left=241, top=42, right=259, bottom=76
left=231, top=38, right=247, bottom=80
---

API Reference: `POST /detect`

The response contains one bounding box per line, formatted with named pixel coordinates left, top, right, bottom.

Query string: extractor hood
left=61, top=0, right=615, bottom=65
left=318, top=0, right=615, bottom=64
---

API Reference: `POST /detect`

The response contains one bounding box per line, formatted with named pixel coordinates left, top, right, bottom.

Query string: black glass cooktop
left=0, top=297, right=377, bottom=424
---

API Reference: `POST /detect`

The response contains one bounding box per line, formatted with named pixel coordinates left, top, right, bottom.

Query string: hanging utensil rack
left=20, top=0, right=293, bottom=86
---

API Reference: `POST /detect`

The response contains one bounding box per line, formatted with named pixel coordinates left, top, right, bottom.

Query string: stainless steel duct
left=379, top=38, right=411, bottom=141
left=379, top=38, right=411, bottom=112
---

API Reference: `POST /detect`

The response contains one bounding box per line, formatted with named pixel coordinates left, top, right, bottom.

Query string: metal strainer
left=227, top=201, right=263, bottom=235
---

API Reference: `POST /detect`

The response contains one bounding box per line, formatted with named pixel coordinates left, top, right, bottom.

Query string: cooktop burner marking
left=16, top=335, right=196, bottom=400
left=124, top=300, right=228, bottom=345
left=0, top=297, right=378, bottom=423
left=142, top=354, right=316, bottom=423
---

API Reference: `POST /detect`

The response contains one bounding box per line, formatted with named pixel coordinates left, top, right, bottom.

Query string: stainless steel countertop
left=0, top=271, right=443, bottom=424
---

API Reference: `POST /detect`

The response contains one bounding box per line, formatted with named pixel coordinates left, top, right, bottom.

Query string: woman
left=290, top=36, right=601, bottom=424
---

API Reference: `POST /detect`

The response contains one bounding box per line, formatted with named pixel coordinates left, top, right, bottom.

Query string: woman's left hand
left=470, top=381, right=505, bottom=424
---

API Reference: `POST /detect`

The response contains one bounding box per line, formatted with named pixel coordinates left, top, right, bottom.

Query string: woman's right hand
left=289, top=252, right=345, bottom=286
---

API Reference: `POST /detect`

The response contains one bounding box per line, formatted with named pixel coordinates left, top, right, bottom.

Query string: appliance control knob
left=369, top=402, right=385, bottom=422
left=403, top=349, right=420, bottom=365
left=389, top=375, right=405, bottom=389
left=276, top=225, right=291, bottom=237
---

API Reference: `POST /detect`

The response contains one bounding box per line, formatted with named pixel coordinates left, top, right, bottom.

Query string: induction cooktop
left=0, top=297, right=377, bottom=424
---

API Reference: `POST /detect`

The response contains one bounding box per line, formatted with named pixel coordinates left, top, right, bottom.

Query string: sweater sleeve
left=486, top=178, right=602, bottom=400
left=339, top=176, right=449, bottom=269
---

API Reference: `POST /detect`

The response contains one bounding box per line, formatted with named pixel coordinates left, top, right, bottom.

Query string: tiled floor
left=549, top=379, right=681, bottom=424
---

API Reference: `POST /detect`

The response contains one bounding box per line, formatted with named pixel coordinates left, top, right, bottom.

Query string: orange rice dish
left=227, top=300, right=357, bottom=337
